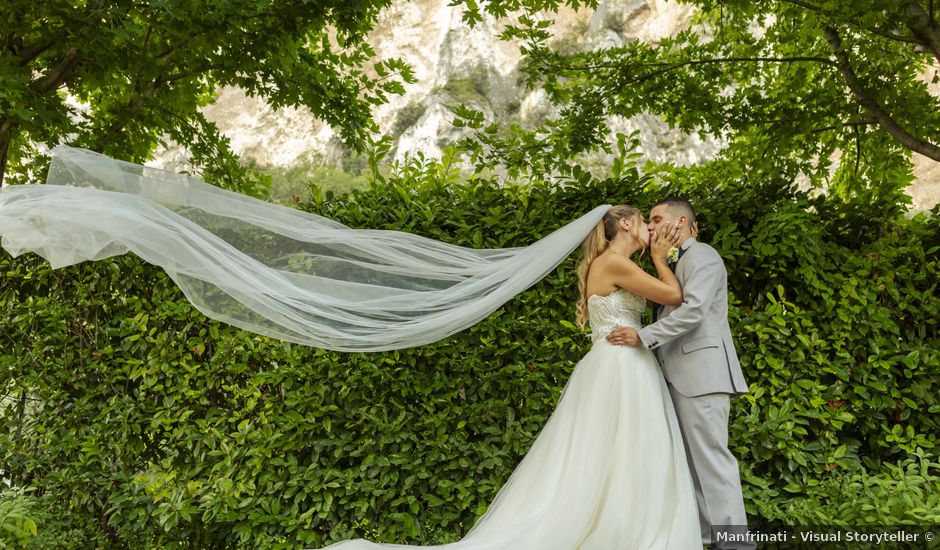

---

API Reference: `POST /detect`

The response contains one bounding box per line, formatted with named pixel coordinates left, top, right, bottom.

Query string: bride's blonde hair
left=575, top=205, right=641, bottom=329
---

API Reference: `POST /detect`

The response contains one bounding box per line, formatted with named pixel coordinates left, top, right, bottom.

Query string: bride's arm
left=604, top=254, right=682, bottom=306
left=611, top=222, right=682, bottom=306
left=649, top=233, right=682, bottom=306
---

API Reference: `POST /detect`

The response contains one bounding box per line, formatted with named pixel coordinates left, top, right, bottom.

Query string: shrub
left=0, top=147, right=936, bottom=547
left=746, top=448, right=940, bottom=526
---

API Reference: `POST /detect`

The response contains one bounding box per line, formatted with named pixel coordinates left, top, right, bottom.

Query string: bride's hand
left=651, top=221, right=677, bottom=261
left=666, top=221, right=686, bottom=247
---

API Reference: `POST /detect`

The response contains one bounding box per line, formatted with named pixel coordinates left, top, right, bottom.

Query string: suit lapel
left=672, top=237, right=698, bottom=286
left=657, top=238, right=696, bottom=320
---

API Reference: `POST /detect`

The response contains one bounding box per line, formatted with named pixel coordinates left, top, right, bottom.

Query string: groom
left=606, top=198, right=753, bottom=550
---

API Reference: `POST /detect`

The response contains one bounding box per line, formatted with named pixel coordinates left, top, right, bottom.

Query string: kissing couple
left=321, top=198, right=755, bottom=550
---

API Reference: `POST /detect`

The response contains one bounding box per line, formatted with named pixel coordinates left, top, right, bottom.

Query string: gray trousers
left=668, top=385, right=755, bottom=550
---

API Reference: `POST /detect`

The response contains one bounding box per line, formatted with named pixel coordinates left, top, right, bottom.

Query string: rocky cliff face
left=154, top=0, right=939, bottom=210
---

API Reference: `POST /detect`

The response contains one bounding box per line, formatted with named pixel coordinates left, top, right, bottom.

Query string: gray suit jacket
left=638, top=238, right=749, bottom=398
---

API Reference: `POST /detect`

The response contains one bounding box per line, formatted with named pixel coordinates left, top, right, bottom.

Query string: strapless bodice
left=587, top=288, right=645, bottom=342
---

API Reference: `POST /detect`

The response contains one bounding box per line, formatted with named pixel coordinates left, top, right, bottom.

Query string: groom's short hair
left=653, top=198, right=696, bottom=226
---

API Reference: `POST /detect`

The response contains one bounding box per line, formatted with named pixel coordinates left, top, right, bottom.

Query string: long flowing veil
left=0, top=146, right=609, bottom=351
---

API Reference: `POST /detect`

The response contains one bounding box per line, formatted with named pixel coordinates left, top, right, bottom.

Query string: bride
left=320, top=205, right=701, bottom=549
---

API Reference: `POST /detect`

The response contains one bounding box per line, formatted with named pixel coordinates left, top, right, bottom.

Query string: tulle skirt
left=317, top=340, right=701, bottom=549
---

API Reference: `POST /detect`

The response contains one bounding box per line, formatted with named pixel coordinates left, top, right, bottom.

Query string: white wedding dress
left=320, top=289, right=701, bottom=550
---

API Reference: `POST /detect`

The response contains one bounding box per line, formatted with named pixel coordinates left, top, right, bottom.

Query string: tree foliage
left=0, top=0, right=415, bottom=190
left=459, top=0, right=939, bottom=200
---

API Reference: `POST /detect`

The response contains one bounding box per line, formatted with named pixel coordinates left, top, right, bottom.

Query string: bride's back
left=587, top=288, right=645, bottom=339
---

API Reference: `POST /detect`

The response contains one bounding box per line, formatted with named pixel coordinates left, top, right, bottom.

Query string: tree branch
left=615, top=56, right=835, bottom=88
left=906, top=0, right=940, bottom=63
left=871, top=29, right=923, bottom=45
left=781, top=0, right=822, bottom=11
left=0, top=126, right=11, bottom=187
left=809, top=118, right=878, bottom=134
left=162, top=64, right=224, bottom=84
left=780, top=0, right=926, bottom=47
left=154, top=27, right=216, bottom=64
left=15, top=39, right=58, bottom=66
left=854, top=109, right=863, bottom=176
left=34, top=47, right=79, bottom=94
left=642, top=57, right=836, bottom=68
left=824, top=25, right=940, bottom=162
left=97, top=65, right=223, bottom=141
left=539, top=54, right=834, bottom=74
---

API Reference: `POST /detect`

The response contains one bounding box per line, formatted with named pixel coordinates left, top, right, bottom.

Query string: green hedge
left=0, top=152, right=937, bottom=548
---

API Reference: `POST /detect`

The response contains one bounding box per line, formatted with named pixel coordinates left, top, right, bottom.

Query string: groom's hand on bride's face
left=606, top=327, right=642, bottom=347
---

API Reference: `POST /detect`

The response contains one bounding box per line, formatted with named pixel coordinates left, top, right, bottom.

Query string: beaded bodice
left=587, top=288, right=645, bottom=342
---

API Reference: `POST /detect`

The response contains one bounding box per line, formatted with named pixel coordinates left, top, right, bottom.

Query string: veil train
left=0, top=146, right=609, bottom=351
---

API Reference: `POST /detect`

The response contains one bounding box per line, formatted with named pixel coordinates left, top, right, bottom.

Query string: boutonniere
left=667, top=246, right=680, bottom=263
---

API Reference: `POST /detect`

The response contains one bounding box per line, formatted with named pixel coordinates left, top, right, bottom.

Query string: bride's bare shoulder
left=593, top=253, right=640, bottom=273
